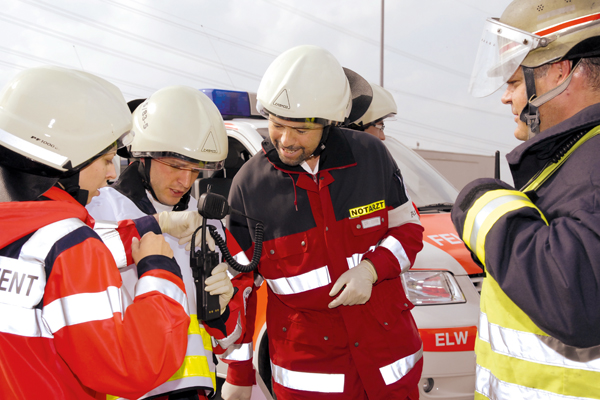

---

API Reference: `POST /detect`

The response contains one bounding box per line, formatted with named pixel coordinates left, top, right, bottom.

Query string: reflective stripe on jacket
left=453, top=120, right=600, bottom=399
left=88, top=180, right=253, bottom=398
left=228, top=128, right=424, bottom=399
left=88, top=186, right=216, bottom=397
left=0, top=187, right=189, bottom=400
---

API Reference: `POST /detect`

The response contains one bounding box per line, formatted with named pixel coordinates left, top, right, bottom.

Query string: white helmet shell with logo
left=256, top=45, right=352, bottom=125
left=0, top=65, right=132, bottom=172
left=129, top=85, right=228, bottom=169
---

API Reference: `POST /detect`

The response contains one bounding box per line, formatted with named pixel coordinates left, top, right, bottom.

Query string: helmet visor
left=130, top=151, right=225, bottom=171
left=469, top=18, right=545, bottom=97
left=256, top=101, right=334, bottom=127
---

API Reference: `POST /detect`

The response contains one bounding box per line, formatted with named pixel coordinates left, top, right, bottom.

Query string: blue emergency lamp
left=200, top=89, right=252, bottom=119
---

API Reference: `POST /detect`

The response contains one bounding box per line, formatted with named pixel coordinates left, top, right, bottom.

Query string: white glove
left=158, top=211, right=215, bottom=251
left=221, top=382, right=253, bottom=400
left=328, top=259, right=378, bottom=308
left=204, top=262, right=234, bottom=314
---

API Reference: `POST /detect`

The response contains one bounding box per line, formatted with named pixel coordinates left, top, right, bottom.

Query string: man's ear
left=553, top=59, right=573, bottom=85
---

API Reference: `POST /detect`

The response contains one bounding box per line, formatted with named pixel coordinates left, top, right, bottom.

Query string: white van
left=198, top=89, right=483, bottom=400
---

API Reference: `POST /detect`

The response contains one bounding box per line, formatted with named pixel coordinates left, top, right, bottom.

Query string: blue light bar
left=200, top=89, right=251, bottom=118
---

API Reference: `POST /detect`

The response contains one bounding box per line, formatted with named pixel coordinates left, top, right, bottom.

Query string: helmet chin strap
left=519, top=60, right=581, bottom=140
left=309, top=125, right=331, bottom=158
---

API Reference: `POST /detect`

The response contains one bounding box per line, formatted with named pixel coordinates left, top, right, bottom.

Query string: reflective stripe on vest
left=462, top=190, right=547, bottom=265
left=479, top=311, right=600, bottom=372
left=220, top=342, right=253, bottom=361
left=188, top=314, right=214, bottom=352
left=266, top=266, right=331, bottom=295
left=94, top=220, right=128, bottom=269
left=379, top=345, right=423, bottom=385
left=271, top=361, right=345, bottom=393
left=475, top=364, right=593, bottom=400
left=465, top=126, right=600, bottom=400
left=476, top=275, right=600, bottom=399
left=107, top=315, right=217, bottom=400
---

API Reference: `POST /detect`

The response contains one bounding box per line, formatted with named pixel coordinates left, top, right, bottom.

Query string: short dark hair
left=580, top=57, right=600, bottom=91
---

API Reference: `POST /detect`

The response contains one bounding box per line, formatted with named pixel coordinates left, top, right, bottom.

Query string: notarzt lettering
left=349, top=201, right=386, bottom=219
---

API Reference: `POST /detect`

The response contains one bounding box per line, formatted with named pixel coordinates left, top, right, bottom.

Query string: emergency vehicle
left=196, top=89, right=483, bottom=400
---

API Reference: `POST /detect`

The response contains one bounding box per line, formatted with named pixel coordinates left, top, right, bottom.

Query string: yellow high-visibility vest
left=462, top=126, right=600, bottom=400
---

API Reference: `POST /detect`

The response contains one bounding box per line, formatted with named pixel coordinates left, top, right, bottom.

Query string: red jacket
left=227, top=128, right=424, bottom=399
left=0, top=187, right=190, bottom=399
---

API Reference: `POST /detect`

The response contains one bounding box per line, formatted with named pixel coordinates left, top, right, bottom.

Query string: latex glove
left=328, top=259, right=378, bottom=308
left=131, top=232, right=173, bottom=264
left=204, top=262, right=234, bottom=314
left=158, top=211, right=215, bottom=251
left=221, top=382, right=252, bottom=400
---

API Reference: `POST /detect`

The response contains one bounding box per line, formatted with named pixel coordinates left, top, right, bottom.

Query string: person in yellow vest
left=452, top=1, right=600, bottom=399
left=87, top=86, right=254, bottom=400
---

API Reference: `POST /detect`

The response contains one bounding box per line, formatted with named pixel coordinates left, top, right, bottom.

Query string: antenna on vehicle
left=494, top=150, right=500, bottom=179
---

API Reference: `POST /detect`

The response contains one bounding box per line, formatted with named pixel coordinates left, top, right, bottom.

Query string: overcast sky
left=0, top=0, right=520, bottom=181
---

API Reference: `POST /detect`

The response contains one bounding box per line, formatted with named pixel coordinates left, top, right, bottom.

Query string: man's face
left=268, top=115, right=324, bottom=166
left=501, top=67, right=530, bottom=141
left=364, top=121, right=386, bottom=141
left=149, top=157, right=200, bottom=206
left=79, top=149, right=117, bottom=205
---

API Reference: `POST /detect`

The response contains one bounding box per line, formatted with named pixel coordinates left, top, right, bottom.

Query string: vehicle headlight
left=401, top=271, right=466, bottom=305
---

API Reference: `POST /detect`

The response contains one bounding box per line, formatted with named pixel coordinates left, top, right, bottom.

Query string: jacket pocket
left=347, top=209, right=388, bottom=237
left=263, top=231, right=308, bottom=261
left=367, top=277, right=413, bottom=331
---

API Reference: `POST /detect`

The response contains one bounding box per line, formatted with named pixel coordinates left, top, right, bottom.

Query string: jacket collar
left=507, top=102, right=600, bottom=189
left=112, top=161, right=157, bottom=215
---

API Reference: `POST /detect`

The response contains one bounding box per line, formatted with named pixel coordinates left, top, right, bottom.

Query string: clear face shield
left=468, top=18, right=553, bottom=97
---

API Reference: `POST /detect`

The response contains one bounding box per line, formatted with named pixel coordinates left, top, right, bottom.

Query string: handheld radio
left=190, top=191, right=264, bottom=321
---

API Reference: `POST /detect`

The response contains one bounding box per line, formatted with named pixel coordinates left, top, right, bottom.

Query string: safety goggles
left=370, top=122, right=385, bottom=131
left=267, top=116, right=324, bottom=133
left=152, top=156, right=224, bottom=172
left=257, top=101, right=332, bottom=128
left=131, top=151, right=224, bottom=171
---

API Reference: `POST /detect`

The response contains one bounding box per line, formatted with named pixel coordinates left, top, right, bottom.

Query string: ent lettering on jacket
left=0, top=256, right=45, bottom=308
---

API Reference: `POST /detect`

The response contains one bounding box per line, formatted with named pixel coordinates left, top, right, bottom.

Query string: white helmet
left=129, top=85, right=228, bottom=170
left=353, top=83, right=397, bottom=127
left=0, top=66, right=132, bottom=173
left=256, top=45, right=352, bottom=125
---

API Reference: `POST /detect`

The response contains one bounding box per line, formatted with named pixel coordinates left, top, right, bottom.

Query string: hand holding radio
left=204, top=262, right=234, bottom=314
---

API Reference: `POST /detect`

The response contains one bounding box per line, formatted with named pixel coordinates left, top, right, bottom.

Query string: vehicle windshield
left=384, top=137, right=458, bottom=210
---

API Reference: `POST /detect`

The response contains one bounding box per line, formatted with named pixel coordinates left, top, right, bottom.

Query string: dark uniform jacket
left=453, top=102, right=600, bottom=348
left=227, top=127, right=424, bottom=399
